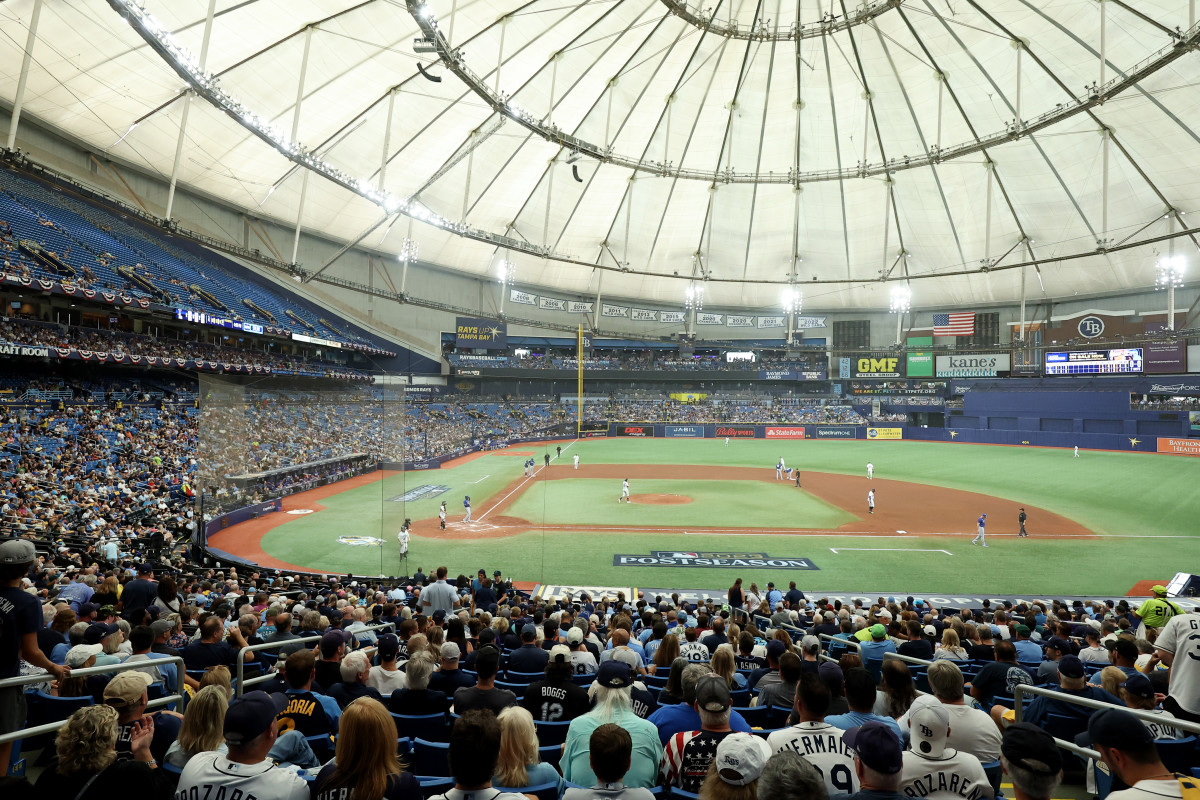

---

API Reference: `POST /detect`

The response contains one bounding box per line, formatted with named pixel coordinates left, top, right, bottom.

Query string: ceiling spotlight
left=889, top=285, right=912, bottom=313
left=399, top=238, right=419, bottom=262
left=781, top=288, right=803, bottom=314
left=496, top=259, right=515, bottom=285
left=684, top=284, right=704, bottom=311
left=1155, top=254, right=1186, bottom=289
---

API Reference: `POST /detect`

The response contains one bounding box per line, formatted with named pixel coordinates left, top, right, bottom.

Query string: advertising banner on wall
left=814, top=427, right=857, bottom=438
left=765, top=427, right=806, bottom=439
left=867, top=427, right=904, bottom=440
left=1145, top=341, right=1186, bottom=374
left=715, top=425, right=756, bottom=439
left=853, top=356, right=904, bottom=378
left=455, top=317, right=507, bottom=349
left=906, top=337, right=934, bottom=378
left=616, top=424, right=654, bottom=437
left=936, top=353, right=1011, bottom=377
left=664, top=425, right=705, bottom=438
left=1158, top=437, right=1200, bottom=455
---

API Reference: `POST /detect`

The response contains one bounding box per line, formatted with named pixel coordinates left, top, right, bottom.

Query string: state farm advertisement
left=617, top=425, right=654, bottom=437
left=715, top=425, right=757, bottom=439
left=765, top=427, right=806, bottom=439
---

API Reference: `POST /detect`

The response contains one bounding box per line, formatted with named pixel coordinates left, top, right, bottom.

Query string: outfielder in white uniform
left=867, top=461, right=874, bottom=479
left=397, top=521, right=410, bottom=555
left=725, top=437, right=729, bottom=446
left=898, top=702, right=993, bottom=800
left=1074, top=446, right=1079, bottom=457
left=620, top=479, right=630, bottom=503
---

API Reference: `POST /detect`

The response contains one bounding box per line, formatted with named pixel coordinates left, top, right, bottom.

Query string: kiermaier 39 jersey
left=767, top=721, right=859, bottom=797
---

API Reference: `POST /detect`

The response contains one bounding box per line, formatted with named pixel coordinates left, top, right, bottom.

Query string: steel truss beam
left=407, top=0, right=1200, bottom=184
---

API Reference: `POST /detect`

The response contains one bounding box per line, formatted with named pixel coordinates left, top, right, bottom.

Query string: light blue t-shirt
left=824, top=710, right=903, bottom=739
left=562, top=707, right=663, bottom=789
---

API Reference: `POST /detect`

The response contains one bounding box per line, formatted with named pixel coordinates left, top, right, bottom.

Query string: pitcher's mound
left=629, top=494, right=692, bottom=505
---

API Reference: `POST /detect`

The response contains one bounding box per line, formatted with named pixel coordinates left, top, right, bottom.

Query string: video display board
left=1045, top=348, right=1142, bottom=375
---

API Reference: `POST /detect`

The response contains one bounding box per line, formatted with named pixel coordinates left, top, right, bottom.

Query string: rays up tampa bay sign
left=613, top=550, right=819, bottom=569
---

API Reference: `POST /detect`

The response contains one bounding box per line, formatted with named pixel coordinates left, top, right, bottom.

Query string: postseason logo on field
left=613, top=551, right=819, bottom=570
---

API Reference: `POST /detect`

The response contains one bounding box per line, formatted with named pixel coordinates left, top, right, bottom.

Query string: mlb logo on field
left=658, top=551, right=700, bottom=558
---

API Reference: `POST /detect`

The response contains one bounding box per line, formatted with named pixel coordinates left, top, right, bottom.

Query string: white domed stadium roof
left=3, top=0, right=1199, bottom=311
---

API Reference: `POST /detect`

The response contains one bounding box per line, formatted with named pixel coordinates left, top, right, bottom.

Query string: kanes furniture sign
left=613, top=551, right=819, bottom=569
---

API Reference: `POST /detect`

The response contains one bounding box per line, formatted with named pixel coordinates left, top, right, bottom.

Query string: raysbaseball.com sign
left=613, top=550, right=819, bottom=570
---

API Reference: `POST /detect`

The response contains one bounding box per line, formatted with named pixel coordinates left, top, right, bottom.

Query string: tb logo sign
left=1077, top=316, right=1105, bottom=338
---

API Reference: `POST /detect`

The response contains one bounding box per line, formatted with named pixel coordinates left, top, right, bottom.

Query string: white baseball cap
left=714, top=733, right=771, bottom=786
left=908, top=696, right=951, bottom=759
left=65, top=644, right=103, bottom=667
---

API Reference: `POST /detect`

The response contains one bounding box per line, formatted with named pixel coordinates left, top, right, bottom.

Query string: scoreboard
left=1045, top=348, right=1143, bottom=375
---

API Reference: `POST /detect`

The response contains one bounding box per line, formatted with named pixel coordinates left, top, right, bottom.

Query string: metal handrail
left=1011, top=681, right=1200, bottom=761
left=882, top=651, right=934, bottom=668
left=0, top=655, right=187, bottom=746
left=234, top=622, right=396, bottom=696
left=818, top=633, right=861, bottom=652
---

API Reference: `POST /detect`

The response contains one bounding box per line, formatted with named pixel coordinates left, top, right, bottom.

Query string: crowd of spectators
left=2, top=543, right=1196, bottom=800
left=449, top=350, right=828, bottom=374
left=1132, top=394, right=1200, bottom=410
left=584, top=398, right=868, bottom=425
left=0, top=317, right=370, bottom=379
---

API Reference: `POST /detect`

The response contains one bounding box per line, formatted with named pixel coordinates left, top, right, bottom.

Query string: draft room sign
left=613, top=550, right=819, bottom=569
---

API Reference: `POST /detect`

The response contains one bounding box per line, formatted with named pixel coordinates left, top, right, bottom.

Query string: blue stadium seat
left=392, top=713, right=449, bottom=741
left=533, top=720, right=572, bottom=746
left=413, top=738, right=452, bottom=777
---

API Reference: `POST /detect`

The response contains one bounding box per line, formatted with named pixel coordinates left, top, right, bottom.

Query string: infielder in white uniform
left=397, top=520, right=410, bottom=554
left=867, top=461, right=874, bottom=479
left=619, top=479, right=630, bottom=503
left=776, top=460, right=784, bottom=480
left=867, top=489, right=875, bottom=514
left=573, top=454, right=580, bottom=469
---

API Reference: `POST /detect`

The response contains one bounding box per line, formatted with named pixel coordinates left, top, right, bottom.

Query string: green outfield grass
left=254, top=438, right=1200, bottom=595
left=504, top=478, right=853, bottom=529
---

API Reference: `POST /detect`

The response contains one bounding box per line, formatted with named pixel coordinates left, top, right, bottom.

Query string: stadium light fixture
left=889, top=285, right=912, bottom=314
left=399, top=238, right=419, bottom=262
left=781, top=288, right=803, bottom=314
left=496, top=259, right=515, bottom=285
left=1155, top=254, right=1186, bottom=289
left=684, top=284, right=704, bottom=311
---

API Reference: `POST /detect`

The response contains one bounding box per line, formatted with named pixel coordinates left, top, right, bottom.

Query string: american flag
left=933, top=312, right=975, bottom=336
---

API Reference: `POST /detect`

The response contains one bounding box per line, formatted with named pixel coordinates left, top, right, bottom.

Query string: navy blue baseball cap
left=843, top=722, right=902, bottom=775
left=224, top=691, right=288, bottom=746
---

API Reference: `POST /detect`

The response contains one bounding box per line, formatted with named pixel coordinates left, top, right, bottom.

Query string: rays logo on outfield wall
left=336, top=536, right=384, bottom=547
left=613, top=550, right=818, bottom=569
left=389, top=485, right=451, bottom=502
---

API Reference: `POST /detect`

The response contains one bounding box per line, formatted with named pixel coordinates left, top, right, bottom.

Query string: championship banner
left=632, top=308, right=658, bottom=321
left=616, top=424, right=654, bottom=437
left=664, top=425, right=704, bottom=438
left=796, top=316, right=828, bottom=329
left=765, top=427, right=805, bottom=439
left=455, top=317, right=507, bottom=349
left=854, top=356, right=904, bottom=378
left=867, top=427, right=903, bottom=440
left=567, top=301, right=593, bottom=314
left=726, top=314, right=754, bottom=327
left=1157, top=437, right=1200, bottom=456
left=757, top=315, right=784, bottom=329
left=508, top=289, right=537, bottom=306
left=661, top=311, right=686, bottom=323
left=715, top=425, right=756, bottom=439
left=602, top=303, right=630, bottom=318
left=540, top=297, right=566, bottom=310
left=697, top=313, right=723, bottom=325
